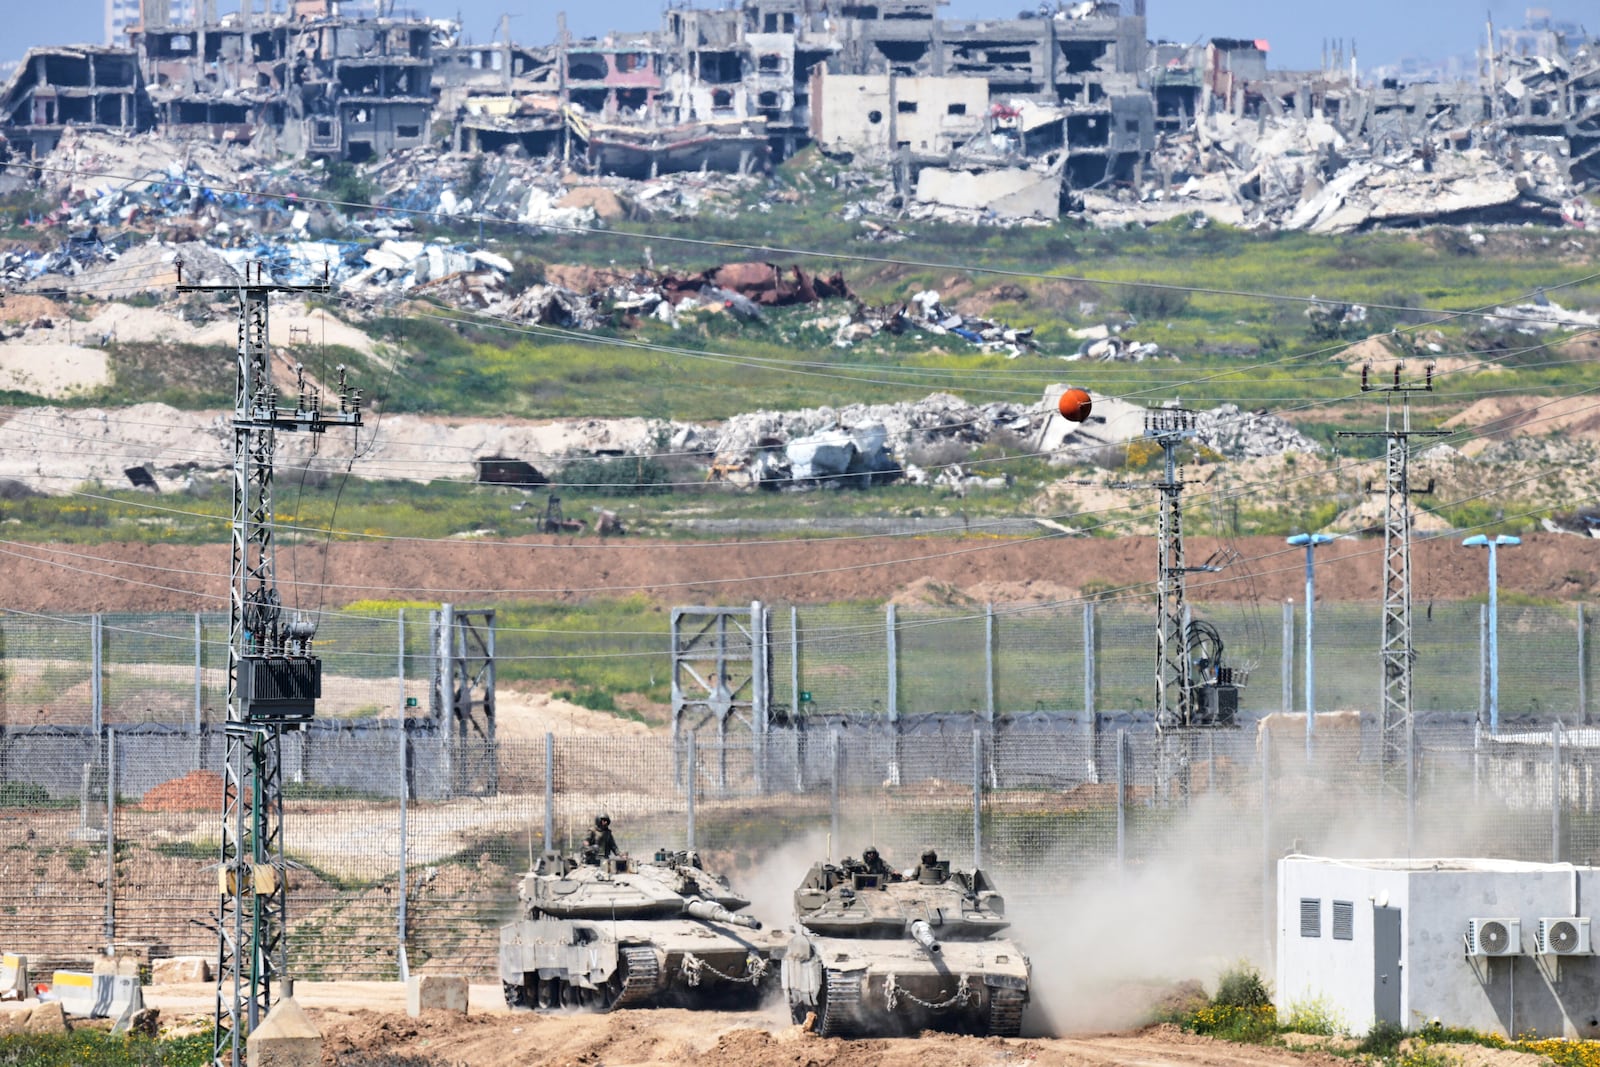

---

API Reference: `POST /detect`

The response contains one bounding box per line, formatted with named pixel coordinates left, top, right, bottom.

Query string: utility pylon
left=1337, top=363, right=1443, bottom=830
left=177, top=262, right=362, bottom=1067
left=1111, top=407, right=1242, bottom=803
left=1150, top=408, right=1198, bottom=728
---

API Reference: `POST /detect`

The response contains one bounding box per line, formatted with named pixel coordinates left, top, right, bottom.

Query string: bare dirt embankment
left=4, top=532, right=1598, bottom=614
left=138, top=982, right=1357, bottom=1067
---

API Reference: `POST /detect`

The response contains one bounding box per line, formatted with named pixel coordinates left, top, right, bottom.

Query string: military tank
left=781, top=852, right=1030, bottom=1037
left=498, top=848, right=785, bottom=1011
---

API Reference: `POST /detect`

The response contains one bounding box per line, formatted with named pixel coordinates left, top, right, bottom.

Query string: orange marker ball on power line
left=1057, top=387, right=1093, bottom=423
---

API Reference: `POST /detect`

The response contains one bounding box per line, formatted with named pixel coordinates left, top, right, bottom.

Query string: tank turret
left=499, top=848, right=784, bottom=1012
left=781, top=854, right=1029, bottom=1037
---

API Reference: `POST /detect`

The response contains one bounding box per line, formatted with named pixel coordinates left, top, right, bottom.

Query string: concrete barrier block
left=152, top=957, right=211, bottom=984
left=406, top=975, right=468, bottom=1017
left=49, top=971, right=96, bottom=1017
left=247, top=996, right=321, bottom=1067
left=0, top=955, right=28, bottom=999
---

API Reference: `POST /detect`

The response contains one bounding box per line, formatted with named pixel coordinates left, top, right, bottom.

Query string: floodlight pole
left=1463, top=534, right=1520, bottom=735
left=1288, top=532, right=1333, bottom=760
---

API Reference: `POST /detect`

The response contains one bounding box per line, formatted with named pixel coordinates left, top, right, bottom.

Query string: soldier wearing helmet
left=860, top=845, right=900, bottom=882
left=582, top=813, right=620, bottom=864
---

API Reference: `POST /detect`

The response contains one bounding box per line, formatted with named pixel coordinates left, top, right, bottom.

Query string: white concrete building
left=1277, top=855, right=1600, bottom=1038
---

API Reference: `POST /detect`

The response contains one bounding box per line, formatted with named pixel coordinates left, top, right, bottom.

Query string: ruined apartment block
left=5, top=0, right=1597, bottom=205
left=135, top=0, right=434, bottom=159
left=0, top=46, right=152, bottom=159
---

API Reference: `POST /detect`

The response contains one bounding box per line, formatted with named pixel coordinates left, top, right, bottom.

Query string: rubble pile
left=1192, top=404, right=1323, bottom=460
left=699, top=392, right=1038, bottom=458
left=1084, top=112, right=1590, bottom=233
left=1484, top=299, right=1600, bottom=334
left=819, top=290, right=1040, bottom=356
left=498, top=261, right=852, bottom=331
left=1065, top=322, right=1164, bottom=362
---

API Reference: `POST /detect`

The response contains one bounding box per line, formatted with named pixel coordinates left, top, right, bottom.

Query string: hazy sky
left=2, top=1, right=1581, bottom=71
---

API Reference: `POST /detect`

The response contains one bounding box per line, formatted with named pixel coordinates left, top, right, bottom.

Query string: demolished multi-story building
left=0, top=1, right=1596, bottom=225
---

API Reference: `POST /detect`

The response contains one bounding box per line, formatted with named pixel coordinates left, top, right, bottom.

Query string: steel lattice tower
left=178, top=264, right=361, bottom=1067
left=1149, top=408, right=1197, bottom=730
left=1339, top=364, right=1441, bottom=837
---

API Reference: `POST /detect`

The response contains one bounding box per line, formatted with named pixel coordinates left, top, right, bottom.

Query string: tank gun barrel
left=685, top=896, right=761, bottom=929
left=910, top=919, right=942, bottom=954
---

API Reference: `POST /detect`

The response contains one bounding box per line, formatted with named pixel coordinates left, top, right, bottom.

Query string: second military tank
left=499, top=847, right=785, bottom=1011
left=781, top=850, right=1030, bottom=1037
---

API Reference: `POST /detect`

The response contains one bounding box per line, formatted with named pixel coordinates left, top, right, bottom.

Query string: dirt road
left=143, top=982, right=1349, bottom=1067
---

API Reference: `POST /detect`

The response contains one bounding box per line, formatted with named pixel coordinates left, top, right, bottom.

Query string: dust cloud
left=1005, top=791, right=1273, bottom=1036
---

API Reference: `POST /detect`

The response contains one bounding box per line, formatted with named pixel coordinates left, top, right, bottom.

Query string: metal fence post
left=1281, top=601, right=1292, bottom=716
left=830, top=730, right=841, bottom=853
left=886, top=604, right=900, bottom=786
left=886, top=604, right=898, bottom=723
left=1261, top=722, right=1274, bottom=962
left=397, top=609, right=407, bottom=717
left=686, top=733, right=698, bottom=851
left=971, top=729, right=983, bottom=867
left=104, top=727, right=115, bottom=953
left=91, top=613, right=103, bottom=736
left=984, top=604, right=995, bottom=724
left=1579, top=604, right=1588, bottom=725
left=194, top=613, right=205, bottom=771
left=1479, top=604, right=1490, bottom=726
left=193, top=613, right=204, bottom=734
left=397, top=723, right=408, bottom=980
left=1116, top=728, right=1127, bottom=872
left=1083, top=603, right=1096, bottom=720
left=752, top=601, right=767, bottom=795
left=543, top=733, right=555, bottom=853
left=790, top=606, right=800, bottom=716
left=1553, top=722, right=1563, bottom=863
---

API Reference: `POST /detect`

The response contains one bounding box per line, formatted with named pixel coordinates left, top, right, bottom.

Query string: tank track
left=986, top=987, right=1025, bottom=1037
left=817, top=968, right=861, bottom=1037
left=603, top=945, right=661, bottom=1012
left=503, top=980, right=533, bottom=1010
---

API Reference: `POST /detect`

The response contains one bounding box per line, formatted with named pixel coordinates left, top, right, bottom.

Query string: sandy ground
left=134, top=981, right=1362, bottom=1067
left=1, top=532, right=1597, bottom=614
left=0, top=342, right=109, bottom=396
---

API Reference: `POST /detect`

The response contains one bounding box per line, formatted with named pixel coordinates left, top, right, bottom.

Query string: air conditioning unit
left=1466, top=917, right=1521, bottom=956
left=1537, top=917, right=1591, bottom=955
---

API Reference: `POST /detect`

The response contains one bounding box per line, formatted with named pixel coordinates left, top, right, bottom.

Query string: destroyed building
left=136, top=0, right=436, bottom=158
left=0, top=46, right=153, bottom=158
left=1, top=1, right=1597, bottom=228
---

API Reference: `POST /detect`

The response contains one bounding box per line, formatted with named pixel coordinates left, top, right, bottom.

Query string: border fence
left=0, top=600, right=1595, bottom=980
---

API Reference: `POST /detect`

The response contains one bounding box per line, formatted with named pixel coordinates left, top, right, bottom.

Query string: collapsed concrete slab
left=914, top=166, right=1062, bottom=220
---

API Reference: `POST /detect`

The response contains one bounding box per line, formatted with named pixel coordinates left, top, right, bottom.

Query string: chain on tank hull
left=783, top=936, right=1029, bottom=1037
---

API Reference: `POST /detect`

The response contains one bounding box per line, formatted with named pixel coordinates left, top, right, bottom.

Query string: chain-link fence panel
left=1411, top=600, right=1483, bottom=716
left=401, top=737, right=541, bottom=980
left=994, top=604, right=1083, bottom=715
left=895, top=609, right=987, bottom=716
left=100, top=613, right=202, bottom=728
left=1200, top=602, right=1285, bottom=716
left=0, top=735, right=111, bottom=964
left=1312, top=602, right=1383, bottom=714
left=835, top=734, right=980, bottom=874
left=1497, top=604, right=1582, bottom=723
left=1, top=613, right=94, bottom=727
left=315, top=613, right=408, bottom=723
left=982, top=727, right=1116, bottom=889
left=1095, top=604, right=1156, bottom=715
left=794, top=605, right=890, bottom=719
left=549, top=735, right=686, bottom=857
